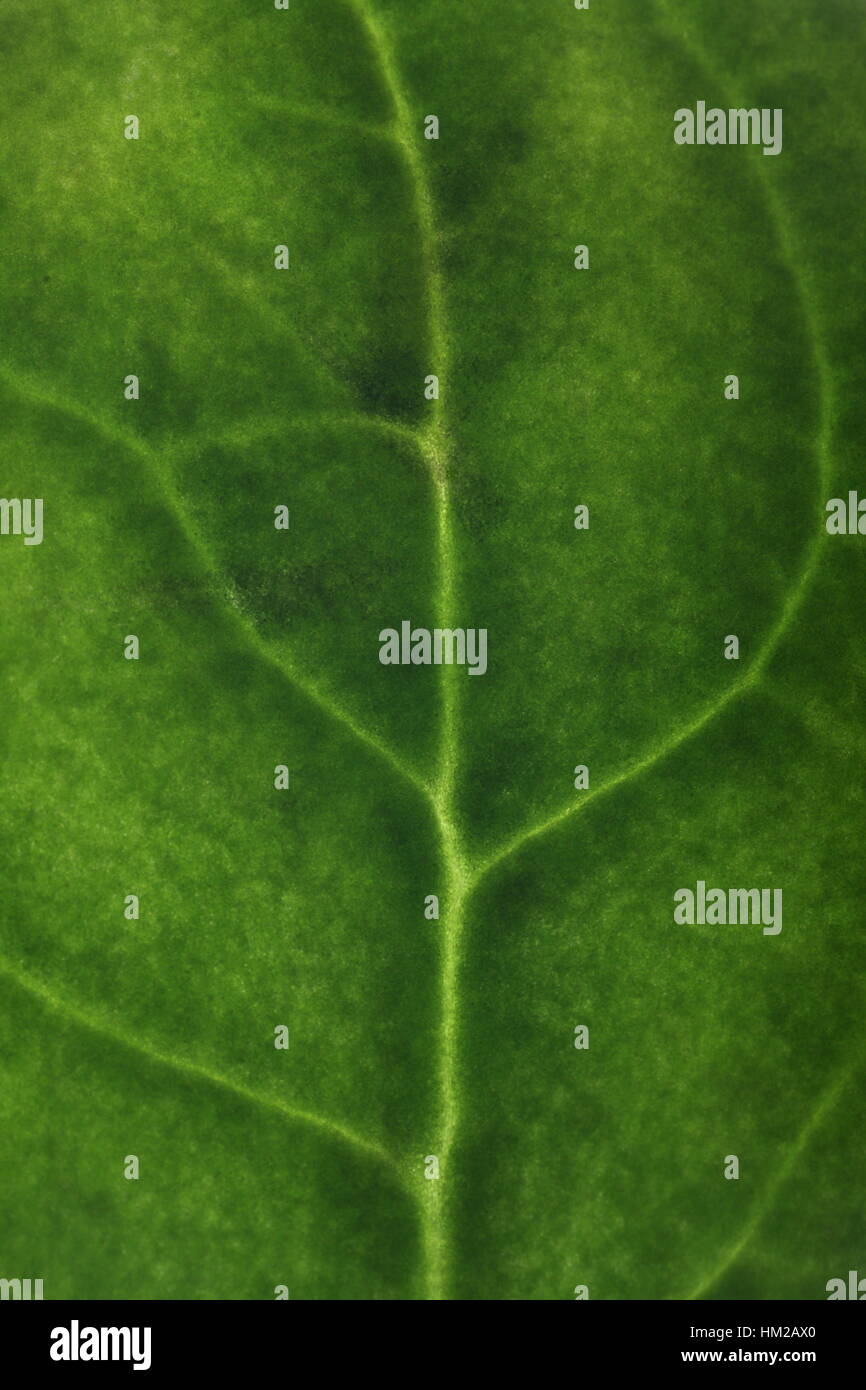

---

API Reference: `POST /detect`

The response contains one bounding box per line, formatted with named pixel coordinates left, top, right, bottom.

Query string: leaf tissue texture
left=0, top=0, right=864, bottom=1302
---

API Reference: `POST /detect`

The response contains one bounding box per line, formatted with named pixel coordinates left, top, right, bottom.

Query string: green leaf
left=1, top=0, right=864, bottom=1301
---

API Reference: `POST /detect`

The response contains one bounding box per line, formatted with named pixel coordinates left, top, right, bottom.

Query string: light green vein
left=651, top=0, right=834, bottom=701
left=0, top=362, right=430, bottom=804
left=244, top=92, right=398, bottom=147
left=202, top=247, right=355, bottom=404
left=473, top=686, right=767, bottom=885
left=342, top=0, right=456, bottom=803
left=684, top=1057, right=857, bottom=1300
left=170, top=410, right=426, bottom=462
left=342, top=0, right=463, bottom=1301
left=0, top=954, right=403, bottom=1184
left=473, top=6, right=835, bottom=893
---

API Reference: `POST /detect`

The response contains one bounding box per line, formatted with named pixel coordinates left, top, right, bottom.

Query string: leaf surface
left=0, top=0, right=864, bottom=1300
